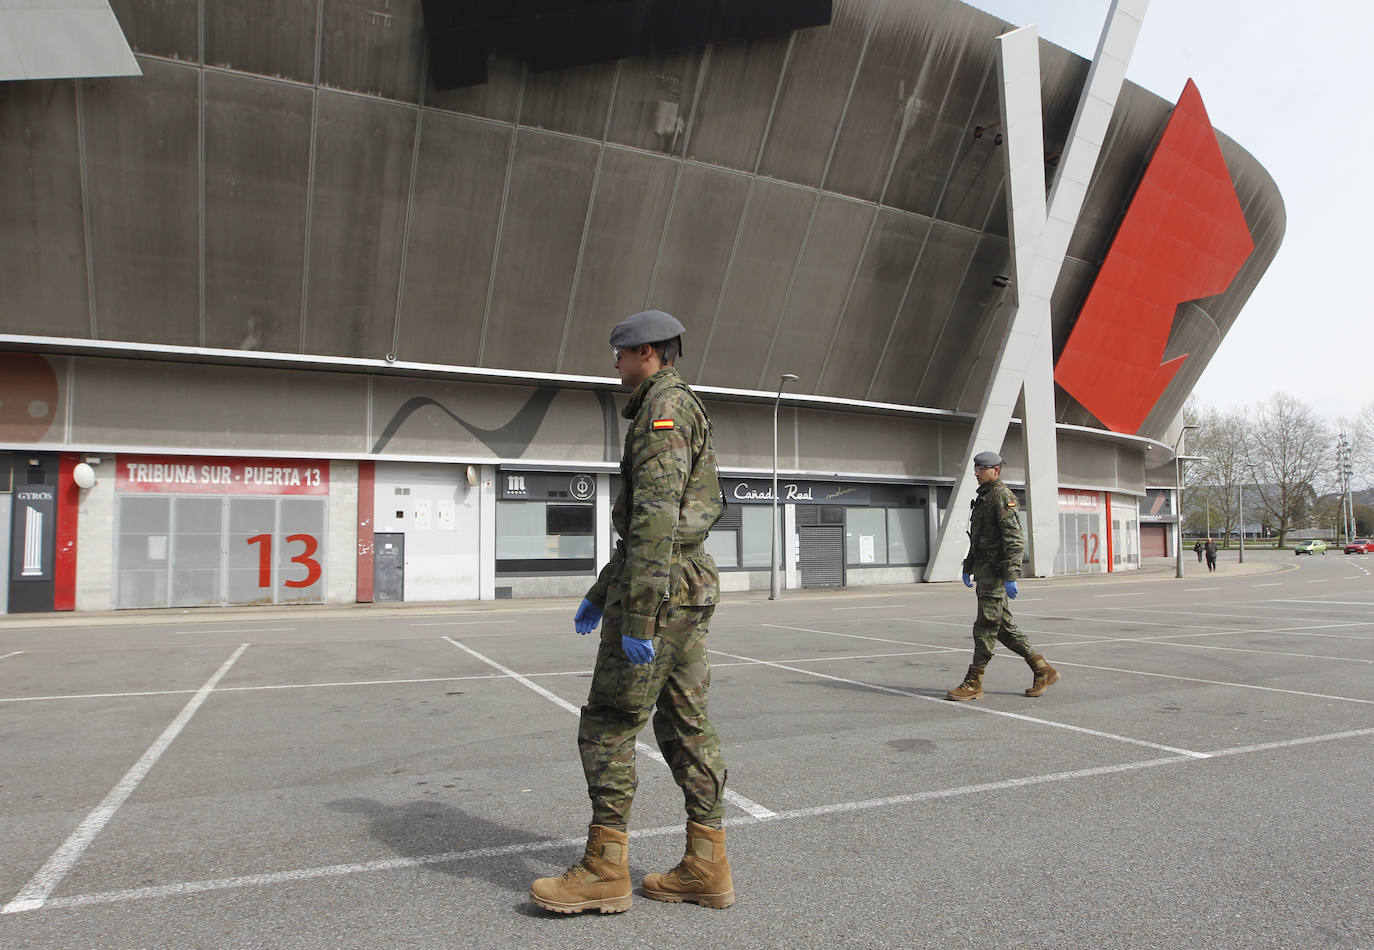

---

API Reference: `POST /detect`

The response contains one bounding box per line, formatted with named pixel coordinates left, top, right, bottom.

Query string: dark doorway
left=374, top=533, right=405, bottom=602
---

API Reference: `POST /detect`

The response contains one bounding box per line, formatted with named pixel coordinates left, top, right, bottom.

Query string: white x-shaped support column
left=925, top=0, right=1149, bottom=581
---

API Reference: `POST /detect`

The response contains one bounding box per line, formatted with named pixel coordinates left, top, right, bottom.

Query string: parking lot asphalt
left=1, top=549, right=1371, bottom=949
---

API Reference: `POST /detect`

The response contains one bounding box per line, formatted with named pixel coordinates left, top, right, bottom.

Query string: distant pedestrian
left=1193, top=539, right=1204, bottom=562
left=1204, top=537, right=1218, bottom=572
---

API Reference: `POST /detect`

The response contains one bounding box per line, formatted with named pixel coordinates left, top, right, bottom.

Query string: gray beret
left=610, top=309, right=686, bottom=353
left=973, top=451, right=1003, bottom=467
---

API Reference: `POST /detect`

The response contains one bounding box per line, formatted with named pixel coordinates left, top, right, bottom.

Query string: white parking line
left=832, top=604, right=904, bottom=610
left=23, top=724, right=1373, bottom=915
left=781, top=648, right=963, bottom=664
left=763, top=622, right=937, bottom=647
left=1206, top=727, right=1374, bottom=757
left=3, top=644, right=249, bottom=915
left=171, top=628, right=291, bottom=635
left=1040, top=635, right=1374, bottom=664
left=1253, top=583, right=1281, bottom=587
left=1094, top=592, right=1146, bottom=598
left=1017, top=612, right=1191, bottom=630
left=711, top=648, right=1210, bottom=759
left=888, top=616, right=969, bottom=628
left=1023, top=614, right=1374, bottom=646
left=411, top=620, right=515, bottom=626
left=443, top=637, right=777, bottom=821
left=1050, top=658, right=1374, bottom=705
left=0, top=651, right=23, bottom=662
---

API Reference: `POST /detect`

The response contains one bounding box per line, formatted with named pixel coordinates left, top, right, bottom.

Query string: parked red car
left=1345, top=539, right=1372, bottom=554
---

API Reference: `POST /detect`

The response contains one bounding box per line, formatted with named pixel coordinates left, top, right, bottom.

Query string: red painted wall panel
left=357, top=460, right=375, bottom=603
left=1055, top=80, right=1254, bottom=433
left=55, top=453, right=78, bottom=611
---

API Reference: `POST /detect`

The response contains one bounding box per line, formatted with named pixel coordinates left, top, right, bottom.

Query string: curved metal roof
left=0, top=0, right=1283, bottom=442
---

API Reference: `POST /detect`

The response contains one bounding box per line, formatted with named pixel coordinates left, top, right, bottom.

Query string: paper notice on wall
left=414, top=499, right=432, bottom=531
left=859, top=535, right=874, bottom=563
left=148, top=536, right=168, bottom=561
left=437, top=500, right=455, bottom=530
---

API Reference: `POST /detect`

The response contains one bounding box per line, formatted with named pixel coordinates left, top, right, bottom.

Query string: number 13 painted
left=246, top=533, right=322, bottom=588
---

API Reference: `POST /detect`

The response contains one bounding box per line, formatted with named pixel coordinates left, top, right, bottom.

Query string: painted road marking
left=1049, top=659, right=1374, bottom=705
left=3, top=644, right=249, bottom=915
left=443, top=637, right=777, bottom=821
left=763, top=622, right=943, bottom=648
left=712, top=648, right=1210, bottom=759
left=20, top=726, right=1373, bottom=915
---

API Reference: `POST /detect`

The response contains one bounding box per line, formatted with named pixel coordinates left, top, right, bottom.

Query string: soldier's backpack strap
left=670, top=379, right=728, bottom=528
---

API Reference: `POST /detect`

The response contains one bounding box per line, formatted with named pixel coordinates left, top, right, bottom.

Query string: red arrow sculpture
left=1054, top=80, right=1254, bottom=433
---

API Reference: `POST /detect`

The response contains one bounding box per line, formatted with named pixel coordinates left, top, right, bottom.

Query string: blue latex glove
left=1004, top=580, right=1018, bottom=599
left=621, top=635, right=655, bottom=665
left=573, top=598, right=603, bottom=635
left=961, top=573, right=974, bottom=588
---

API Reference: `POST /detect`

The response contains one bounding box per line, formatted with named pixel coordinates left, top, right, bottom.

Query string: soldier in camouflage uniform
left=531, top=310, right=734, bottom=915
left=945, top=450, right=1060, bottom=702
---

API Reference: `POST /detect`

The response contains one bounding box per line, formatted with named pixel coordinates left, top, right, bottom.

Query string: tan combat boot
left=1025, top=654, right=1060, bottom=697
left=945, top=664, right=984, bottom=702
left=641, top=821, right=735, bottom=909
left=529, top=825, right=632, bottom=914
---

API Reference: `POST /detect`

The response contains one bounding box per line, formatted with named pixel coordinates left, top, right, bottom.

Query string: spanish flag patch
left=651, top=418, right=675, bottom=430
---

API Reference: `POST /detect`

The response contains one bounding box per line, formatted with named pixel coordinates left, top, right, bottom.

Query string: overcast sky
left=968, top=0, right=1371, bottom=429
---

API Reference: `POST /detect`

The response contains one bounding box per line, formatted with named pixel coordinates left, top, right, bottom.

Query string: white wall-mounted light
left=466, top=465, right=478, bottom=487
left=73, top=462, right=96, bottom=490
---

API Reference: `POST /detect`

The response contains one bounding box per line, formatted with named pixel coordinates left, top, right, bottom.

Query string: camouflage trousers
left=577, top=600, right=726, bottom=828
left=970, top=577, right=1035, bottom=668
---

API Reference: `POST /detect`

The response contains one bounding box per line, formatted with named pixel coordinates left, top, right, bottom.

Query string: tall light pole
left=1337, top=434, right=1354, bottom=543
left=1238, top=482, right=1245, bottom=564
left=1174, top=424, right=1199, bottom=579
left=770, top=373, right=799, bottom=600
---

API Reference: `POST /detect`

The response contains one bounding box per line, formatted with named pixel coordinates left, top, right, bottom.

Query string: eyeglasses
left=974, top=465, right=993, bottom=472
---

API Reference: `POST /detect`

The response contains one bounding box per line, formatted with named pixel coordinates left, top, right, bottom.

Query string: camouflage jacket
left=961, top=478, right=1024, bottom=582
left=586, top=367, right=723, bottom=637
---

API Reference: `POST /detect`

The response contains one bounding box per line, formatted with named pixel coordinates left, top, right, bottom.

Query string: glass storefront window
left=496, top=500, right=594, bottom=574
left=705, top=530, right=739, bottom=568
left=846, top=508, right=887, bottom=565
left=740, top=505, right=774, bottom=567
left=843, top=507, right=927, bottom=566
left=887, top=508, right=926, bottom=565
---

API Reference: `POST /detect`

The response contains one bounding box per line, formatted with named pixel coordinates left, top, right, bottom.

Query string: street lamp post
left=1174, top=424, right=1199, bottom=579
left=1238, top=482, right=1245, bottom=564
left=770, top=373, right=800, bottom=600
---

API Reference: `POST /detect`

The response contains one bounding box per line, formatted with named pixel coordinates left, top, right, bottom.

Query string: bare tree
left=1191, top=405, right=1249, bottom=547
left=1343, top=400, right=1374, bottom=491
left=1245, top=393, right=1330, bottom=546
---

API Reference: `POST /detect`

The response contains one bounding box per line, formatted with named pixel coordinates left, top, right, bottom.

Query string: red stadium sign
left=1054, top=80, right=1255, bottom=434
left=116, top=455, right=329, bottom=495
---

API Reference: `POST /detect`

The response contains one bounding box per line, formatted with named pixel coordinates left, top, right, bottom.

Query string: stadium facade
left=0, top=0, right=1284, bottom=613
